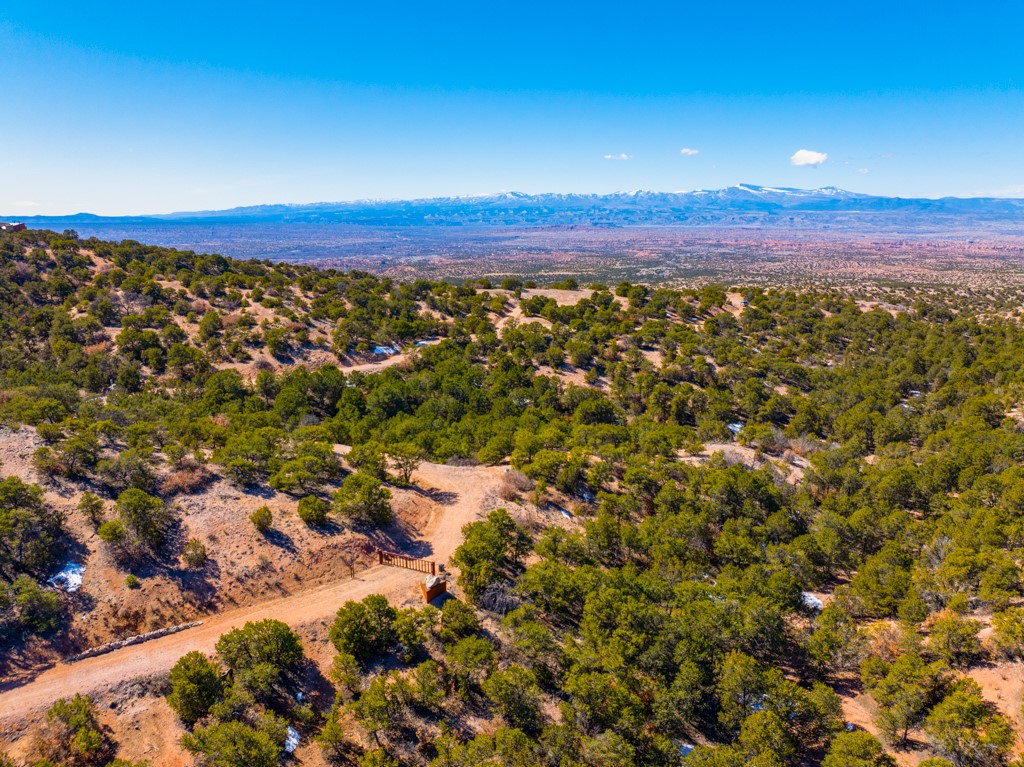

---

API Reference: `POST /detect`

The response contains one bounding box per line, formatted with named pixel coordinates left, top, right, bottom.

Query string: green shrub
left=250, top=505, right=273, bottom=532
left=991, top=607, right=1024, bottom=660
left=182, top=538, right=208, bottom=568
left=167, top=651, right=225, bottom=725
left=78, top=492, right=106, bottom=529
left=297, top=495, right=329, bottom=526
left=331, top=473, right=392, bottom=525
left=440, top=599, right=480, bottom=643
left=329, top=595, right=397, bottom=661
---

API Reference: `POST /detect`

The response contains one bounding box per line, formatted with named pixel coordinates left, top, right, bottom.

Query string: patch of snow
left=48, top=562, right=86, bottom=592
left=801, top=592, right=824, bottom=611
left=285, top=726, right=301, bottom=754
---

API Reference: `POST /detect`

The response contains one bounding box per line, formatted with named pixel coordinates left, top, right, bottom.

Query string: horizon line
left=7, top=183, right=1024, bottom=220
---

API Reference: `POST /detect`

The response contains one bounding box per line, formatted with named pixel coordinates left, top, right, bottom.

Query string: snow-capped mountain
left=11, top=186, right=1024, bottom=229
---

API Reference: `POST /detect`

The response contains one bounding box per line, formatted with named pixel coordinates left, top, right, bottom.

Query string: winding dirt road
left=0, top=462, right=501, bottom=719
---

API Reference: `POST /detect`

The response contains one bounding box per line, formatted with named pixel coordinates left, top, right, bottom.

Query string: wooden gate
left=378, top=550, right=437, bottom=576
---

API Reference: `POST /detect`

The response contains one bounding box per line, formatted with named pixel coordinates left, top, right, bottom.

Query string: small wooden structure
left=377, top=549, right=437, bottom=576
left=420, top=575, right=448, bottom=603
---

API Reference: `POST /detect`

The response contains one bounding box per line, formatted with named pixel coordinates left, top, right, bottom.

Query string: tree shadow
left=167, top=558, right=222, bottom=603
left=307, top=518, right=345, bottom=537
left=822, top=672, right=862, bottom=701
left=241, top=484, right=277, bottom=500
left=270, top=350, right=297, bottom=364
left=294, top=655, right=335, bottom=711
left=57, top=529, right=92, bottom=573
left=365, top=520, right=435, bottom=560
left=317, top=738, right=361, bottom=765
left=893, top=733, right=930, bottom=753
left=67, top=589, right=97, bottom=617
left=263, top=528, right=297, bottom=553
left=126, top=525, right=223, bottom=604
left=419, top=488, right=459, bottom=506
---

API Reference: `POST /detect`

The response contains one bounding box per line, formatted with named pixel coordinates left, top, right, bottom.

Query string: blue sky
left=2, top=1, right=1023, bottom=214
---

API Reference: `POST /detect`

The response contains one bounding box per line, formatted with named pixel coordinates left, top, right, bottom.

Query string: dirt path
left=0, top=461, right=502, bottom=719
left=340, top=339, right=442, bottom=375
left=341, top=352, right=415, bottom=374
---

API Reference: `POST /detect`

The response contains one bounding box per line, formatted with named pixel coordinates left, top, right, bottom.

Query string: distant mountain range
left=10, top=185, right=1024, bottom=231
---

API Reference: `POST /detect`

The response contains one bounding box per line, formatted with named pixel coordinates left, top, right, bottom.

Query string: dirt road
left=340, top=338, right=442, bottom=375
left=0, top=461, right=501, bottom=719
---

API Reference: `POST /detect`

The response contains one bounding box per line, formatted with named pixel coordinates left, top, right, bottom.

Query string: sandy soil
left=495, top=303, right=553, bottom=332
left=724, top=291, right=747, bottom=316
left=970, top=662, right=1024, bottom=752
left=639, top=348, right=663, bottom=369
left=520, top=288, right=597, bottom=305
left=534, top=364, right=600, bottom=388
left=490, top=287, right=627, bottom=309
left=679, top=442, right=759, bottom=468
left=856, top=300, right=908, bottom=317
left=679, top=442, right=806, bottom=486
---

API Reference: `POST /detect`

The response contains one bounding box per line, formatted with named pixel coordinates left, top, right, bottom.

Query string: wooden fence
left=378, top=549, right=437, bottom=575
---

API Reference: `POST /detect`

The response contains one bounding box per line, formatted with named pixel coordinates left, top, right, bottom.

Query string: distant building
left=0, top=222, right=26, bottom=232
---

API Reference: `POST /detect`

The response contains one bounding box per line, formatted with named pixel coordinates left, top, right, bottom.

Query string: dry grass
left=159, top=467, right=215, bottom=496
left=498, top=469, right=533, bottom=501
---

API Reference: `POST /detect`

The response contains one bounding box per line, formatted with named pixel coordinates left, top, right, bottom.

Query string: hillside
left=5, top=228, right=1024, bottom=767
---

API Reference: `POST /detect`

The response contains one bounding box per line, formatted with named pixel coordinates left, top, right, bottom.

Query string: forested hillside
left=5, top=228, right=1024, bottom=767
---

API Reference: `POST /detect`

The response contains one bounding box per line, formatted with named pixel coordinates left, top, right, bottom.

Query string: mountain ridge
left=8, top=185, right=1024, bottom=228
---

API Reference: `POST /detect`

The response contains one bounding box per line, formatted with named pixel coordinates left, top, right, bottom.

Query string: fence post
left=378, top=550, right=383, bottom=565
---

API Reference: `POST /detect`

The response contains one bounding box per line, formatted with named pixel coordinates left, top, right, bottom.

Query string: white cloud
left=11, top=200, right=40, bottom=208
left=856, top=168, right=870, bottom=174
left=679, top=147, right=700, bottom=156
left=790, top=149, right=828, bottom=167
left=603, top=153, right=632, bottom=161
